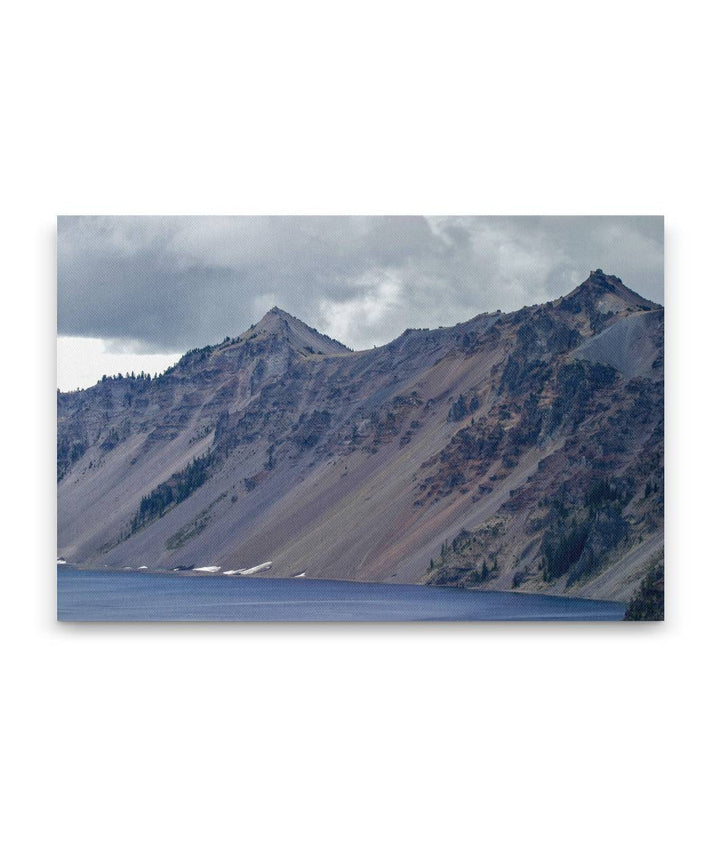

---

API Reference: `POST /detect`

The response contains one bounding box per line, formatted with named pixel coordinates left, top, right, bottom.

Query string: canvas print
left=57, top=216, right=664, bottom=621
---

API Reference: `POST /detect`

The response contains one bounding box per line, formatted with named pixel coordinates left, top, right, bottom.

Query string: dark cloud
left=58, top=215, right=663, bottom=352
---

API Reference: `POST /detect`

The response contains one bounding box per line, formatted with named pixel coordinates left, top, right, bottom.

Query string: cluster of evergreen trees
left=447, top=392, right=480, bottom=422
left=131, top=454, right=213, bottom=532
left=433, top=532, right=500, bottom=585
left=585, top=477, right=632, bottom=509
left=57, top=437, right=88, bottom=481
left=624, top=561, right=664, bottom=620
left=540, top=478, right=632, bottom=583
left=100, top=370, right=158, bottom=383
left=468, top=559, right=499, bottom=584
left=541, top=516, right=591, bottom=582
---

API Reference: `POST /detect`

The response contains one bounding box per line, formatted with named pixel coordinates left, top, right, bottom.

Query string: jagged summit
left=249, top=306, right=350, bottom=355
left=585, top=269, right=622, bottom=290
left=571, top=270, right=625, bottom=303
left=557, top=269, right=660, bottom=317
left=577, top=269, right=635, bottom=299
left=252, top=306, right=297, bottom=336
left=257, top=305, right=294, bottom=324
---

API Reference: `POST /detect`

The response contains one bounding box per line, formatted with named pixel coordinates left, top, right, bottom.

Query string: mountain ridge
left=58, top=271, right=663, bottom=602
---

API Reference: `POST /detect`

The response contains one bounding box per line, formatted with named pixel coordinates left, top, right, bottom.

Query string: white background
left=2, top=2, right=718, bottom=854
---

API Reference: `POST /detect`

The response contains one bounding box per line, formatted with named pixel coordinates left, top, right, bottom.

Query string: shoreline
left=57, top=564, right=627, bottom=607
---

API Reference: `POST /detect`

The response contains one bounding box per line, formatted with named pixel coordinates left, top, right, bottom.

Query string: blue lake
left=57, top=568, right=626, bottom=621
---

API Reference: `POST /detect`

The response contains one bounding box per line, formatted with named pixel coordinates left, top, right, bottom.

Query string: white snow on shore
left=239, top=562, right=272, bottom=576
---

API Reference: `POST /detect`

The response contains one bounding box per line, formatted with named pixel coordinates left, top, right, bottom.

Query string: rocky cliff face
left=58, top=272, right=663, bottom=601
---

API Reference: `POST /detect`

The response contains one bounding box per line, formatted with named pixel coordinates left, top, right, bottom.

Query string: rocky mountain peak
left=561, top=269, right=660, bottom=315
left=254, top=305, right=294, bottom=331
left=251, top=306, right=350, bottom=355
left=585, top=268, right=622, bottom=290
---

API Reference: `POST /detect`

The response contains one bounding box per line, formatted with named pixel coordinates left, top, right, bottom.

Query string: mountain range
left=57, top=270, right=664, bottom=602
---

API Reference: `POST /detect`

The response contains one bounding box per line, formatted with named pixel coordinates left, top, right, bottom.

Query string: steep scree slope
left=58, top=272, right=663, bottom=601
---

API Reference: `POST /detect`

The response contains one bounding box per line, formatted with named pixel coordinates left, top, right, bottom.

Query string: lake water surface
left=57, top=568, right=626, bottom=621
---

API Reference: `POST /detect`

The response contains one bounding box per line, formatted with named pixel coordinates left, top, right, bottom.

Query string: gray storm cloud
left=57, top=215, right=663, bottom=353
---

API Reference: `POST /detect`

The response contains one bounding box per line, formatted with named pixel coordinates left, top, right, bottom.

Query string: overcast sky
left=57, top=215, right=663, bottom=390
